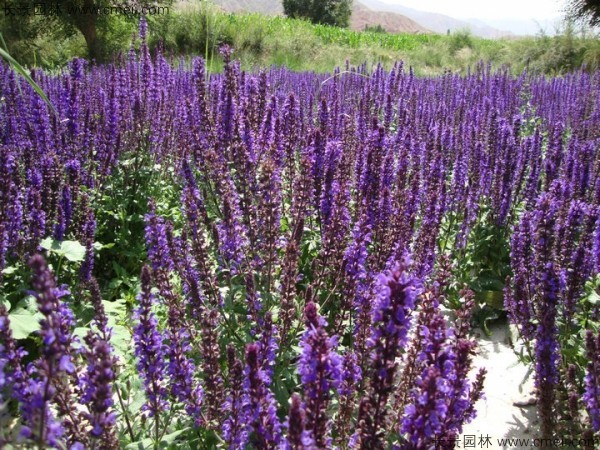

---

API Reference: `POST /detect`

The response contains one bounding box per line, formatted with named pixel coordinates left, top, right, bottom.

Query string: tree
left=566, top=0, right=600, bottom=27
left=282, top=0, right=352, bottom=28
left=1, top=0, right=172, bottom=63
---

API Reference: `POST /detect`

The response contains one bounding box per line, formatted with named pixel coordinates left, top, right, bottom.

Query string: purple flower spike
left=352, top=253, right=421, bottom=449
left=222, top=345, right=249, bottom=449
left=0, top=304, right=27, bottom=405
left=133, top=266, right=169, bottom=418
left=284, top=393, right=313, bottom=450
left=80, top=280, right=118, bottom=448
left=243, top=343, right=282, bottom=449
left=584, top=330, right=600, bottom=432
left=19, top=255, right=81, bottom=447
left=298, top=302, right=342, bottom=447
left=535, top=262, right=560, bottom=439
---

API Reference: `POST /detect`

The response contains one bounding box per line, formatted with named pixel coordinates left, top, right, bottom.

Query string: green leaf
left=124, top=429, right=189, bottom=450
left=8, top=307, right=43, bottom=339
left=110, top=324, right=132, bottom=357
left=1, top=266, right=17, bottom=275
left=585, top=290, right=600, bottom=305
left=92, top=242, right=115, bottom=251
left=101, top=299, right=131, bottom=357
left=60, top=241, right=86, bottom=262
left=159, top=429, right=189, bottom=447
left=125, top=439, right=153, bottom=450
left=40, top=238, right=86, bottom=262
left=475, top=290, right=505, bottom=310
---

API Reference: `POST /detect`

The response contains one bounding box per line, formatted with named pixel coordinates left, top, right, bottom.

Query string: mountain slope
left=209, top=0, right=430, bottom=34
left=358, top=0, right=513, bottom=37
left=352, top=1, right=429, bottom=33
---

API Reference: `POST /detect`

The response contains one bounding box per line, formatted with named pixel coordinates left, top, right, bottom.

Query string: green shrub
left=448, top=29, right=474, bottom=55
left=364, top=24, right=386, bottom=33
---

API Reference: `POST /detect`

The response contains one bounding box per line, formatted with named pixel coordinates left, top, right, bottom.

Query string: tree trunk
left=79, top=20, right=101, bottom=62
left=73, top=0, right=102, bottom=63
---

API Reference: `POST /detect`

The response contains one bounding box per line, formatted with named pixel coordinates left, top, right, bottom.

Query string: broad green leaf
left=124, top=429, right=188, bottom=450
left=1, top=266, right=17, bottom=275
left=159, top=429, right=189, bottom=446
left=40, top=238, right=86, bottom=262
left=110, top=324, right=132, bottom=358
left=101, top=299, right=131, bottom=357
left=73, top=327, right=90, bottom=340
left=585, top=290, right=600, bottom=305
left=125, top=439, right=153, bottom=450
left=60, top=241, right=86, bottom=262
left=40, top=237, right=60, bottom=251
left=93, top=241, right=115, bottom=251
left=8, top=307, right=43, bottom=339
left=475, top=290, right=504, bottom=310
left=103, top=298, right=126, bottom=316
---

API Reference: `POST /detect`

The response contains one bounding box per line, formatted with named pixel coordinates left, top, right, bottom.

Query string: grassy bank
left=2, top=1, right=599, bottom=75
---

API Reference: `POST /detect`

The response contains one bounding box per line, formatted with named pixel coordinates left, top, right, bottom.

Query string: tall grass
left=2, top=3, right=599, bottom=75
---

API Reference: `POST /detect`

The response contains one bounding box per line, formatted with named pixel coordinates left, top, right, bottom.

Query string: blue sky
left=376, top=0, right=566, bottom=21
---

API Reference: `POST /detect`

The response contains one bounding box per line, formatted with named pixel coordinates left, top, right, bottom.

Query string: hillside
left=359, top=0, right=513, bottom=38
left=351, top=2, right=429, bottom=33
left=210, top=0, right=283, bottom=15
left=209, top=0, right=430, bottom=34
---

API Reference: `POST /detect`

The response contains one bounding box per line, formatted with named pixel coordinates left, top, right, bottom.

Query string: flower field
left=0, top=24, right=599, bottom=450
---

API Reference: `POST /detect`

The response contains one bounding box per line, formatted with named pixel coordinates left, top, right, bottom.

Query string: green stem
left=115, top=381, right=135, bottom=442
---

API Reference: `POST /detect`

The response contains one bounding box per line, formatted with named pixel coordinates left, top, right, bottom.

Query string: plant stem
left=115, top=382, right=135, bottom=442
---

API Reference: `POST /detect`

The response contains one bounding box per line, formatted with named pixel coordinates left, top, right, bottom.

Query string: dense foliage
left=3, top=3, right=600, bottom=76
left=282, top=0, right=352, bottom=28
left=0, top=21, right=599, bottom=449
left=0, top=0, right=172, bottom=62
left=567, top=0, right=600, bottom=26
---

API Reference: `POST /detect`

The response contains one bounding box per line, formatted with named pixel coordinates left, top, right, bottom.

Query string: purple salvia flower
left=593, top=215, right=600, bottom=274
left=298, top=302, right=342, bottom=447
left=257, top=312, right=278, bottom=383
left=243, top=343, right=282, bottom=449
left=181, top=164, right=222, bottom=308
left=144, top=204, right=174, bottom=274
left=535, top=262, right=560, bottom=440
left=401, top=296, right=454, bottom=448
left=53, top=201, right=66, bottom=241
left=20, top=255, right=80, bottom=447
left=78, top=196, right=96, bottom=282
left=216, top=178, right=248, bottom=274
left=584, top=330, right=600, bottom=432
left=25, top=168, right=46, bottom=254
left=200, top=308, right=225, bottom=427
left=506, top=211, right=536, bottom=341
left=139, top=17, right=148, bottom=42
left=222, top=345, right=249, bottom=449
left=256, top=155, right=283, bottom=288
left=167, top=327, right=204, bottom=425
left=133, top=266, right=169, bottom=419
left=352, top=253, right=422, bottom=449
left=19, top=384, right=65, bottom=448
left=0, top=304, right=27, bottom=404
left=339, top=218, right=370, bottom=334
left=80, top=280, right=119, bottom=447
left=284, top=393, right=313, bottom=450
left=401, top=366, right=451, bottom=448
left=319, top=140, right=342, bottom=229
left=60, top=185, right=73, bottom=238
left=333, top=351, right=362, bottom=446
left=152, top=234, right=204, bottom=426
